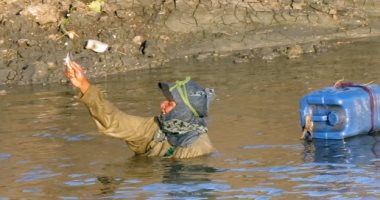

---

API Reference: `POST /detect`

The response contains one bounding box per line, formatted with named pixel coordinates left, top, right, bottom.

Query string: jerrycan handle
left=311, top=111, right=340, bottom=126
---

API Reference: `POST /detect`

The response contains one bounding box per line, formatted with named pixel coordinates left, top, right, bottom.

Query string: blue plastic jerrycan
left=299, top=83, right=380, bottom=139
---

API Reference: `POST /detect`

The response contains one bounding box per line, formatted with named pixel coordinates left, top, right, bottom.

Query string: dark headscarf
left=157, top=77, right=215, bottom=147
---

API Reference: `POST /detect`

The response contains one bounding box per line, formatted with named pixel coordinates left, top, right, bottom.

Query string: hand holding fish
left=64, top=55, right=90, bottom=94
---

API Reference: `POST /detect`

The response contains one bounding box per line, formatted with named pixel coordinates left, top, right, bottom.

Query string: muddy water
left=1, top=38, right=380, bottom=199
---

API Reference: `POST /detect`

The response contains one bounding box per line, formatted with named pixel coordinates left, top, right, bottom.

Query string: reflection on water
left=295, top=136, right=380, bottom=198
left=1, top=38, right=380, bottom=199
left=304, top=135, right=380, bottom=164
left=91, top=157, right=223, bottom=199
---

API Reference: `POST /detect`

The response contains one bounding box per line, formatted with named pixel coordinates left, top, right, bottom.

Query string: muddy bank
left=1, top=0, right=380, bottom=85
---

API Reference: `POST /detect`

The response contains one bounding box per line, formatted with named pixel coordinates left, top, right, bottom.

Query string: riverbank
left=1, top=0, right=380, bottom=85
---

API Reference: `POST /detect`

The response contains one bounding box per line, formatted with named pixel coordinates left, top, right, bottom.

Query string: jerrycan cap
left=311, top=111, right=341, bottom=126
left=327, top=111, right=340, bottom=126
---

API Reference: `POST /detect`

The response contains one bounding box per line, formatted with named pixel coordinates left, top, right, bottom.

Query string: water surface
left=1, top=38, right=380, bottom=199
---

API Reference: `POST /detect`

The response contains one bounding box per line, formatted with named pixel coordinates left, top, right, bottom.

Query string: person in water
left=65, top=60, right=216, bottom=158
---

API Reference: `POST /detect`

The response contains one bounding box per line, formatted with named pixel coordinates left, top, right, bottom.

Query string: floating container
left=299, top=83, right=380, bottom=139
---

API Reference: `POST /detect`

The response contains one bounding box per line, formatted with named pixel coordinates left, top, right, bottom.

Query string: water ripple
left=291, top=174, right=377, bottom=184
left=0, top=153, right=11, bottom=161
left=301, top=190, right=340, bottom=197
left=100, top=192, right=138, bottom=199
left=32, top=132, right=94, bottom=142
left=329, top=196, right=379, bottom=200
left=17, top=169, right=61, bottom=182
left=64, top=134, right=94, bottom=141
left=242, top=144, right=303, bottom=150
left=142, top=182, right=231, bottom=194
left=22, top=188, right=42, bottom=193
left=218, top=195, right=270, bottom=199
left=302, top=162, right=357, bottom=168
left=59, top=197, right=80, bottom=200
left=235, top=187, right=283, bottom=195
left=229, top=165, right=311, bottom=173
left=64, top=177, right=97, bottom=187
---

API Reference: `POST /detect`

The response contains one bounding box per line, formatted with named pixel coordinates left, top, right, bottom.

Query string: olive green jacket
left=80, top=85, right=215, bottom=159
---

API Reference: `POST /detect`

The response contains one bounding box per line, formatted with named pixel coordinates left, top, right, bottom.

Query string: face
left=160, top=100, right=176, bottom=115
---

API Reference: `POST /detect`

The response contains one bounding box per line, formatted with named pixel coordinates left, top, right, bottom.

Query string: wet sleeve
left=79, top=85, right=156, bottom=142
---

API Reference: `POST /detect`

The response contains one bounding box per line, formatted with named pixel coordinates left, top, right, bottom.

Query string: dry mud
left=1, top=0, right=380, bottom=85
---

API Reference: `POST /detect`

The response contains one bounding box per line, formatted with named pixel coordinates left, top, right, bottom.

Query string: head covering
left=156, top=77, right=215, bottom=148
left=158, top=77, right=215, bottom=119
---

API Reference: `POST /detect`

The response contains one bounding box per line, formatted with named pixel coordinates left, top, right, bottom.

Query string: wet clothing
left=80, top=85, right=215, bottom=159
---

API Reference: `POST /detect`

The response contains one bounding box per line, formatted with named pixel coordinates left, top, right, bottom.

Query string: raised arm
left=64, top=60, right=157, bottom=145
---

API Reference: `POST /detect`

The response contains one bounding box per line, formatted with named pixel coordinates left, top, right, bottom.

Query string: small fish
left=64, top=52, right=75, bottom=76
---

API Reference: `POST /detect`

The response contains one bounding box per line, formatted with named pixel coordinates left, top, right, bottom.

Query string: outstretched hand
left=65, top=61, right=90, bottom=94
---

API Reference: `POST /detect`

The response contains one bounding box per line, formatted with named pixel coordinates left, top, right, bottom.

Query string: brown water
left=1, top=38, right=380, bottom=199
